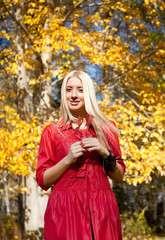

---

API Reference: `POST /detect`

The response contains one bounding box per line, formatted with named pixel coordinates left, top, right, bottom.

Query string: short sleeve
left=106, top=120, right=126, bottom=174
left=36, top=126, right=56, bottom=190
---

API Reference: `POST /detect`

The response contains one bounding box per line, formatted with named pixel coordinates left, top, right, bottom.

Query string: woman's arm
left=36, top=127, right=85, bottom=190
left=82, top=137, right=124, bottom=183
left=107, top=162, right=124, bottom=183
left=100, top=148, right=124, bottom=183
left=43, top=141, right=86, bottom=188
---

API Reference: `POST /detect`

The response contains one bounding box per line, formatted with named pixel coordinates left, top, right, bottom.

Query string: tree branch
left=52, top=77, right=63, bottom=86
left=1, top=0, right=32, bottom=42
left=63, top=0, right=85, bottom=25
left=103, top=49, right=157, bottom=86
left=79, top=1, right=116, bottom=8
left=120, top=89, right=150, bottom=118
left=1, top=0, right=46, bottom=72
left=62, top=1, right=116, bottom=25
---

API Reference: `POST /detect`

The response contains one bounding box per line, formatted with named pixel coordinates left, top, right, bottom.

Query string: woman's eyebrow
left=66, top=86, right=83, bottom=88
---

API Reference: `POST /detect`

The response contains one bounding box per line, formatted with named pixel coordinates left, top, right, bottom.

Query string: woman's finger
left=82, top=139, right=99, bottom=148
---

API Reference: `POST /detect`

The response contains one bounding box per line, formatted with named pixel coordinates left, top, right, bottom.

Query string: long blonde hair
left=60, top=70, right=118, bottom=148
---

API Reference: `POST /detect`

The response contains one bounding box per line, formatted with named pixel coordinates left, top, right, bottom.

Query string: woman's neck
left=71, top=117, right=87, bottom=129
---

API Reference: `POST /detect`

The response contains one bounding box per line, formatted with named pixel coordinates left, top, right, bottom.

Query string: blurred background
left=0, top=0, right=165, bottom=239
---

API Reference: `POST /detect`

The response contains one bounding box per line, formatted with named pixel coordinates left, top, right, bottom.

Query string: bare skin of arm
left=107, top=163, right=124, bottom=183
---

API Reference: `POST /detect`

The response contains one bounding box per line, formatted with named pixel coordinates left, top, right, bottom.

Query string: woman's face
left=66, top=77, right=86, bottom=116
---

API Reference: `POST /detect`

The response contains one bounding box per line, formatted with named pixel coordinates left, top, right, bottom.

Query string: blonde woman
left=36, top=70, right=126, bottom=240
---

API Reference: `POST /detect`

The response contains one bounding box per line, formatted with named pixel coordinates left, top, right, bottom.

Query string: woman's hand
left=43, top=141, right=85, bottom=188
left=82, top=138, right=109, bottom=158
left=82, top=137, right=124, bottom=183
left=67, top=141, right=86, bottom=164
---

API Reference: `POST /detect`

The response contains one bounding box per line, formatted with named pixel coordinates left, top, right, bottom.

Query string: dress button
left=98, top=183, right=100, bottom=185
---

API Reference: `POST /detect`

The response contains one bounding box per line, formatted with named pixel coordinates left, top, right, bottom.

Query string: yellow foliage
left=1, top=0, right=165, bottom=188
left=99, top=93, right=165, bottom=186
left=0, top=98, right=44, bottom=177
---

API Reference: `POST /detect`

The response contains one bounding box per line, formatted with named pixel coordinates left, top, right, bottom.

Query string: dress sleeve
left=106, top=120, right=126, bottom=174
left=36, top=126, right=56, bottom=190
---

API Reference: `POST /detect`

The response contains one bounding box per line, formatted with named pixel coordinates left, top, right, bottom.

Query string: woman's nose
left=71, top=89, right=77, bottom=98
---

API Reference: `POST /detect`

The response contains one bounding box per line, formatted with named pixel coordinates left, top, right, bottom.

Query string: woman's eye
left=66, top=88, right=72, bottom=92
left=78, top=88, right=83, bottom=92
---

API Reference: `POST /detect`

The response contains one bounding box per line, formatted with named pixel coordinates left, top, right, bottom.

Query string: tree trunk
left=126, top=183, right=136, bottom=214
left=14, top=2, right=49, bottom=235
left=25, top=15, right=52, bottom=234
left=40, top=19, right=52, bottom=121
left=14, top=1, right=27, bottom=234
left=2, top=172, right=10, bottom=216
left=32, top=83, right=40, bottom=116
left=14, top=1, right=29, bottom=122
left=25, top=174, right=49, bottom=232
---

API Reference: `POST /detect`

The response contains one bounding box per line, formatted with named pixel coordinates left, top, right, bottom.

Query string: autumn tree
left=0, top=0, right=165, bottom=236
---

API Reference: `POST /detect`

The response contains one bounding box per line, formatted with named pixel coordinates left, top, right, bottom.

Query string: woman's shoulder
left=108, top=119, right=117, bottom=127
left=41, top=121, right=71, bottom=135
left=41, top=122, right=59, bottom=135
left=101, top=119, right=118, bottom=134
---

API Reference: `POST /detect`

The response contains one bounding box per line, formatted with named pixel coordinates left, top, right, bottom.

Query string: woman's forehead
left=66, top=77, right=82, bottom=86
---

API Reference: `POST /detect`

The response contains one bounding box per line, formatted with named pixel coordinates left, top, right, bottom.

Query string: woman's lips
left=70, top=101, right=79, bottom=106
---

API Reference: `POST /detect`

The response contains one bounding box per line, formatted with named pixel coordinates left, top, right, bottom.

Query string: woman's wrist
left=102, top=150, right=117, bottom=174
left=64, top=154, right=76, bottom=166
left=101, top=149, right=110, bottom=159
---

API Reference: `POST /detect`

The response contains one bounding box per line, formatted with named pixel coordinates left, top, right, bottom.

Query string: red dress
left=36, top=122, right=125, bottom=240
